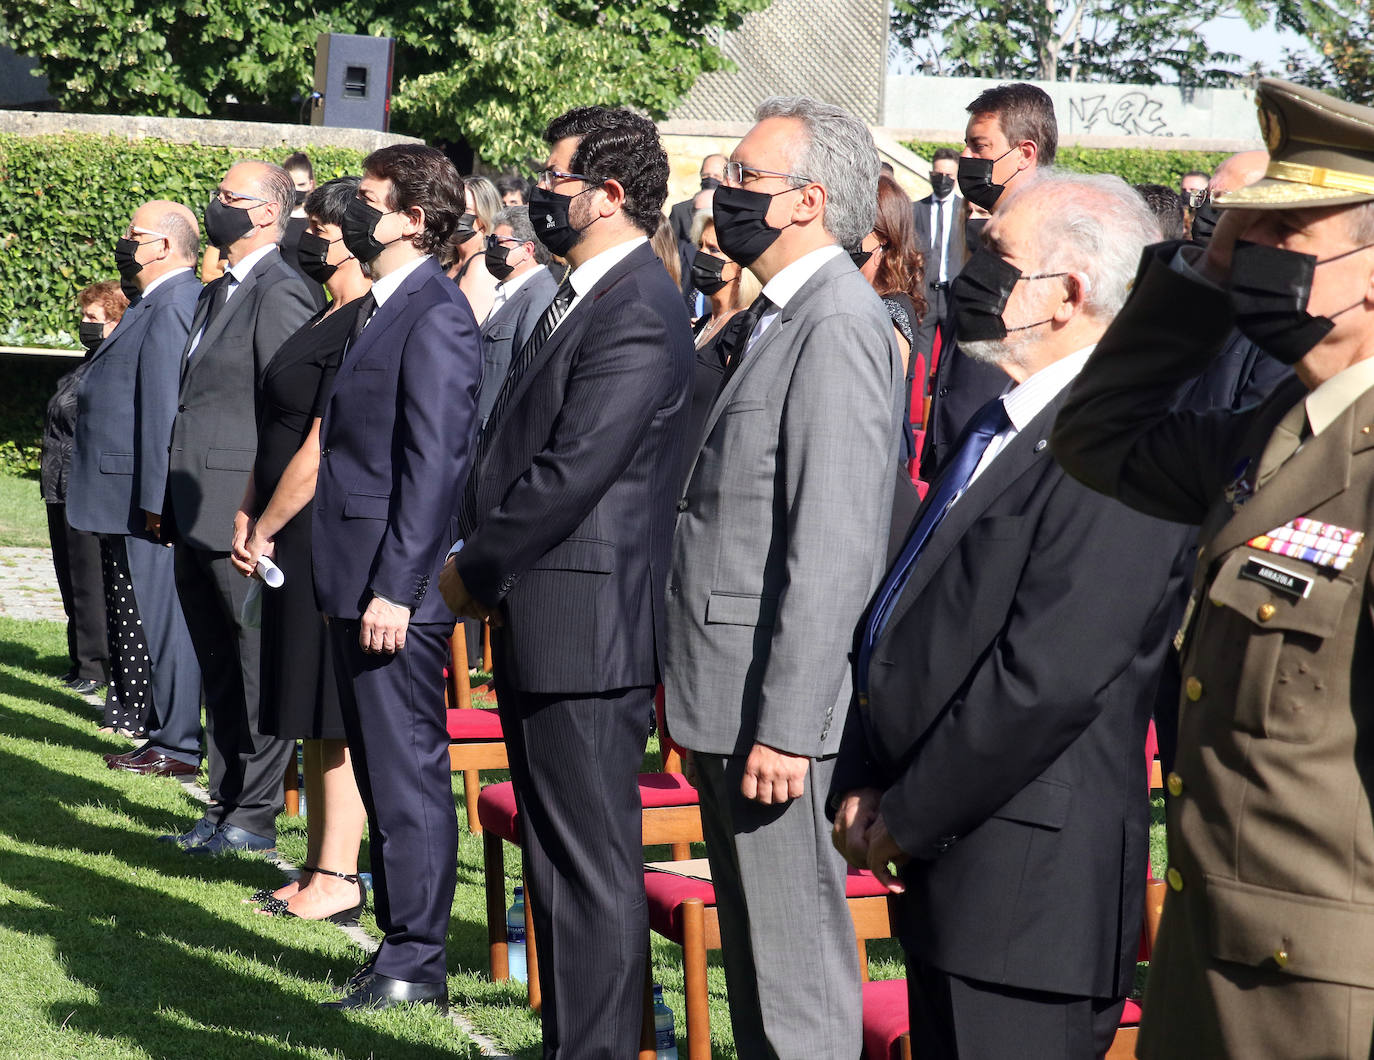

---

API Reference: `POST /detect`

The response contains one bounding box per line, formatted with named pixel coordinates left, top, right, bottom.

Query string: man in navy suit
left=440, top=106, right=694, bottom=1057
left=313, top=144, right=481, bottom=1011
left=72, top=200, right=202, bottom=777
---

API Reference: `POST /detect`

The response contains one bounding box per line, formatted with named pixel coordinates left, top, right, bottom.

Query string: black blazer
left=455, top=241, right=694, bottom=695
left=911, top=193, right=965, bottom=288
left=919, top=320, right=1007, bottom=480
left=166, top=248, right=316, bottom=549
left=313, top=257, right=482, bottom=624
left=834, top=388, right=1190, bottom=999
left=668, top=198, right=695, bottom=246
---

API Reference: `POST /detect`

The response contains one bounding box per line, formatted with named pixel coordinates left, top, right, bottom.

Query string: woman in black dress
left=230, top=177, right=371, bottom=922
left=682, top=206, right=762, bottom=487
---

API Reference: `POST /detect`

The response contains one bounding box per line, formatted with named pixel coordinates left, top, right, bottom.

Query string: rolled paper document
left=255, top=556, right=285, bottom=588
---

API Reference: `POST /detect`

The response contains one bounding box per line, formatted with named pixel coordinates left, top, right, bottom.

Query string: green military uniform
left=1052, top=79, right=1374, bottom=1059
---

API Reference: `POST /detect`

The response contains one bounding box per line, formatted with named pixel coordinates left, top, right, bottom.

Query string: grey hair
left=493, top=205, right=551, bottom=264
left=1003, top=169, right=1162, bottom=318
left=1345, top=201, right=1374, bottom=244
left=243, top=160, right=295, bottom=238
left=754, top=96, right=880, bottom=250
left=689, top=207, right=714, bottom=246
left=153, top=205, right=200, bottom=262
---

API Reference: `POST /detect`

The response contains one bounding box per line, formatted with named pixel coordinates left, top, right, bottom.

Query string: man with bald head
left=161, top=160, right=315, bottom=854
left=72, top=200, right=204, bottom=777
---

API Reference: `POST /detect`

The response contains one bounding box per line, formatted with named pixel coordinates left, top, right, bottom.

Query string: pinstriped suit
left=455, top=239, right=694, bottom=1056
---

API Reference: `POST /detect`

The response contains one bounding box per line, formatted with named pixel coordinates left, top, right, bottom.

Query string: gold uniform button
left=1166, top=772, right=1184, bottom=797
left=1257, top=603, right=1277, bottom=622
left=1167, top=867, right=1184, bottom=892
left=1185, top=677, right=1203, bottom=701
left=1274, top=948, right=1289, bottom=967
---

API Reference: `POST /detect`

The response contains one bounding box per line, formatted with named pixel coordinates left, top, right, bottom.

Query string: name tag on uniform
left=1248, top=517, right=1364, bottom=571
left=1239, top=558, right=1313, bottom=600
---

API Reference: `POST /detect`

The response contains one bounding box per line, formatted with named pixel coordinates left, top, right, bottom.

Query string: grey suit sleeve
left=752, top=310, right=900, bottom=755
left=134, top=295, right=196, bottom=513
left=252, top=274, right=316, bottom=378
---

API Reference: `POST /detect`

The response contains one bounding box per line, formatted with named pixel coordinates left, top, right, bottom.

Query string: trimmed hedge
left=0, top=134, right=368, bottom=347
left=905, top=142, right=1233, bottom=188
left=0, top=355, right=68, bottom=477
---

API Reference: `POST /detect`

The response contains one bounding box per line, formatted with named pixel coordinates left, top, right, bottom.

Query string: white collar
left=495, top=266, right=541, bottom=301
left=568, top=236, right=648, bottom=298
left=371, top=254, right=431, bottom=308
left=1000, top=345, right=1096, bottom=431
left=760, top=244, right=845, bottom=312
left=140, top=266, right=193, bottom=298
left=225, top=243, right=277, bottom=284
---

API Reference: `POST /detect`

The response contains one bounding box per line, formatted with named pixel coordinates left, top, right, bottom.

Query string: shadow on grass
left=0, top=848, right=464, bottom=1059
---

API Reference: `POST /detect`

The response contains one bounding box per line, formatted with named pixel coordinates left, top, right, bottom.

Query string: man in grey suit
left=477, top=205, right=558, bottom=425
left=71, top=200, right=202, bottom=777
left=664, top=97, right=904, bottom=1059
left=161, top=161, right=316, bottom=854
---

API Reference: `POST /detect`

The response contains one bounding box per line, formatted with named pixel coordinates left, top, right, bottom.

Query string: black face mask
left=113, top=237, right=146, bottom=301
left=950, top=248, right=1067, bottom=343
left=964, top=216, right=988, bottom=250
left=341, top=198, right=397, bottom=264
left=455, top=212, right=478, bottom=244
left=849, top=248, right=874, bottom=270
left=700, top=176, right=722, bottom=192
left=1229, top=240, right=1372, bottom=365
left=296, top=230, right=342, bottom=283
left=929, top=172, right=955, bottom=199
left=293, top=189, right=308, bottom=208
left=204, top=197, right=257, bottom=251
left=690, top=250, right=730, bottom=295
left=1190, top=200, right=1221, bottom=246
left=957, top=149, right=1019, bottom=212
left=79, top=321, right=106, bottom=353
left=485, top=237, right=518, bottom=281
left=712, top=184, right=800, bottom=267
left=527, top=185, right=598, bottom=258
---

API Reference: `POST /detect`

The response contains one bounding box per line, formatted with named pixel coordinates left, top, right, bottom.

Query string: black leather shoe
left=157, top=816, right=218, bottom=849
left=68, top=678, right=102, bottom=695
left=322, top=972, right=448, bottom=1013
left=345, top=954, right=378, bottom=991
left=187, top=823, right=275, bottom=857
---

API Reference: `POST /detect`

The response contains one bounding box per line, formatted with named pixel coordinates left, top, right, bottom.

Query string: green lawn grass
left=0, top=473, right=46, bottom=548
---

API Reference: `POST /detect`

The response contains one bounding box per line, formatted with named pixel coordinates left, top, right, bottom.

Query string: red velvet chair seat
left=446, top=707, right=503, bottom=740
left=477, top=773, right=701, bottom=844
left=861, top=978, right=910, bottom=1060
left=1121, top=999, right=1142, bottom=1025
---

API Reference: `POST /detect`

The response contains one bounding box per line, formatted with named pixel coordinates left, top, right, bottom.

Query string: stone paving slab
left=0, top=546, right=65, bottom=623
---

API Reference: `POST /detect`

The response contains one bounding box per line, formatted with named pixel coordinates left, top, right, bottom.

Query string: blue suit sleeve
left=134, top=291, right=196, bottom=514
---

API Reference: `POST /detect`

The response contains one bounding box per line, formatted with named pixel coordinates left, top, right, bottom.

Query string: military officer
left=1052, top=78, right=1374, bottom=1059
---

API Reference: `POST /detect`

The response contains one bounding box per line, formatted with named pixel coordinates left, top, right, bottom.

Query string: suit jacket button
left=1166, top=772, right=1184, bottom=798
left=1274, top=948, right=1289, bottom=967
left=676, top=498, right=688, bottom=512
left=1166, top=867, right=1184, bottom=892
left=177, top=404, right=187, bottom=412
left=321, top=448, right=331, bottom=457
left=1184, top=676, right=1203, bottom=701
left=1257, top=603, right=1277, bottom=622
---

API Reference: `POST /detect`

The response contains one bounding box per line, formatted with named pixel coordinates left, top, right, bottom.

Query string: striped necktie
left=458, top=277, right=575, bottom=536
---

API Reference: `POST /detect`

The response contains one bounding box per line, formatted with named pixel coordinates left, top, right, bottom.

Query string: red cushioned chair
left=644, top=866, right=897, bottom=1059
left=445, top=622, right=507, bottom=835
left=478, top=688, right=702, bottom=1015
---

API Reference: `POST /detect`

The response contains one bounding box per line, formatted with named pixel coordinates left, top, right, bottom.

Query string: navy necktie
left=856, top=395, right=1011, bottom=696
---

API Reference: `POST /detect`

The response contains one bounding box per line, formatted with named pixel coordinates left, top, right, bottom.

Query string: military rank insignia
left=1247, top=517, right=1365, bottom=572
left=1223, top=458, right=1255, bottom=511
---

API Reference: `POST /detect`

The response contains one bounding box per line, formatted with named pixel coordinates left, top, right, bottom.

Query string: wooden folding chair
left=445, top=622, right=507, bottom=835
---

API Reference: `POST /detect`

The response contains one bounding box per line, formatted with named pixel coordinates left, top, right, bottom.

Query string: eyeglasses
left=485, top=234, right=526, bottom=250
left=214, top=187, right=269, bottom=206
left=121, top=225, right=169, bottom=242
left=724, top=161, right=813, bottom=188
left=535, top=167, right=602, bottom=190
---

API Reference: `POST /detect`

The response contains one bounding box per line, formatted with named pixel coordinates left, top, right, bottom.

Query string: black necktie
left=345, top=291, right=377, bottom=357
left=934, top=198, right=948, bottom=281
left=718, top=294, right=771, bottom=390
left=458, top=277, right=576, bottom=536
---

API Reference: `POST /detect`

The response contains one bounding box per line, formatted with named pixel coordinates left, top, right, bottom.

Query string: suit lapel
left=90, top=297, right=150, bottom=364
left=878, top=395, right=1059, bottom=641
left=180, top=253, right=271, bottom=387
left=344, top=259, right=440, bottom=368
left=1206, top=389, right=1373, bottom=560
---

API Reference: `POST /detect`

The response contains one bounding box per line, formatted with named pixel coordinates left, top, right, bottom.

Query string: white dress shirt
left=186, top=244, right=279, bottom=357
left=929, top=194, right=956, bottom=283
left=369, top=253, right=430, bottom=311
left=550, top=236, right=648, bottom=339
left=489, top=265, right=542, bottom=318
left=140, top=266, right=193, bottom=299
left=747, top=244, right=846, bottom=356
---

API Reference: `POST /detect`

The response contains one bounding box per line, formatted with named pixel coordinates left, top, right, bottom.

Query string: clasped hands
left=831, top=787, right=910, bottom=895
left=229, top=508, right=273, bottom=578
left=438, top=555, right=502, bottom=626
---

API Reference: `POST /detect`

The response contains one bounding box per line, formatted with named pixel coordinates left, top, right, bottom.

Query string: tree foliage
left=2, top=0, right=768, bottom=169
left=1285, top=2, right=1374, bottom=104
left=891, top=0, right=1357, bottom=84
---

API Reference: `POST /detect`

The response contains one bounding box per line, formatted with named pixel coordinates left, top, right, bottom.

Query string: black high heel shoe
left=244, top=865, right=316, bottom=905
left=257, top=867, right=368, bottom=925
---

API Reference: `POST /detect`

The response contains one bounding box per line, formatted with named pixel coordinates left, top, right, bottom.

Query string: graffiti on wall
left=1068, top=91, right=1172, bottom=136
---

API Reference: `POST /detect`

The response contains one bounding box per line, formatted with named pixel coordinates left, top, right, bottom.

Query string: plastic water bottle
left=507, top=886, right=527, bottom=984
left=653, top=983, right=678, bottom=1059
